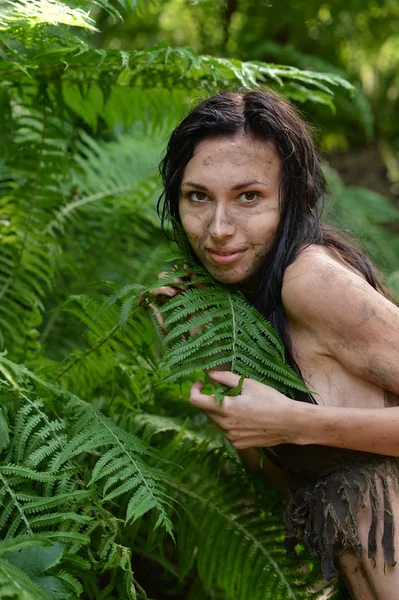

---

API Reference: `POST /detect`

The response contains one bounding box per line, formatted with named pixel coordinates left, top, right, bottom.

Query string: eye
left=188, top=191, right=209, bottom=202
left=239, top=191, right=260, bottom=203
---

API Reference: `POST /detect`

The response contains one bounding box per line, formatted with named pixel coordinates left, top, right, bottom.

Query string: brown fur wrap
left=270, top=444, right=399, bottom=580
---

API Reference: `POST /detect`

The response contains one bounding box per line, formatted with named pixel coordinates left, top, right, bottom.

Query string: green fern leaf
left=167, top=471, right=318, bottom=600
left=53, top=398, right=175, bottom=536
left=0, top=408, right=10, bottom=452
left=153, top=259, right=310, bottom=398
left=0, top=535, right=52, bottom=556
left=53, top=569, right=83, bottom=596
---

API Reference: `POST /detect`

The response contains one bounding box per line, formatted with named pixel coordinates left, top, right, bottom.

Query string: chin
left=208, top=269, right=246, bottom=286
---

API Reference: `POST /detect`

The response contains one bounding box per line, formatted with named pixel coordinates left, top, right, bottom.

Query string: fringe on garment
left=268, top=445, right=399, bottom=581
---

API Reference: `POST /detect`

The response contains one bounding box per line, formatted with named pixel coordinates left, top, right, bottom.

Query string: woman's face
left=179, top=133, right=282, bottom=285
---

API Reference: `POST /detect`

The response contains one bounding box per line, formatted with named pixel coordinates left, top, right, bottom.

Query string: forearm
left=294, top=403, right=399, bottom=457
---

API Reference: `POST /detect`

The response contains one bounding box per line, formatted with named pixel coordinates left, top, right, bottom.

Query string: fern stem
left=0, top=472, right=33, bottom=536
left=55, top=324, right=119, bottom=381
left=46, top=184, right=139, bottom=234
left=228, top=293, right=236, bottom=373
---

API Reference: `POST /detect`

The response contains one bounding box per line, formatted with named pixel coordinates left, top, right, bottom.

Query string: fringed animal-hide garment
left=269, top=444, right=399, bottom=581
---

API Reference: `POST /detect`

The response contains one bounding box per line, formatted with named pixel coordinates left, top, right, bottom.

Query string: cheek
left=247, top=210, right=279, bottom=239
left=179, top=207, right=192, bottom=237
left=180, top=211, right=208, bottom=242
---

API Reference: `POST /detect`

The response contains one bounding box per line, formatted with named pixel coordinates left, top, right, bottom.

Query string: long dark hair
left=157, top=89, right=387, bottom=402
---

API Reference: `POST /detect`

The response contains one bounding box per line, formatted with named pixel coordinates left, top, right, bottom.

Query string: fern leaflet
left=151, top=260, right=309, bottom=398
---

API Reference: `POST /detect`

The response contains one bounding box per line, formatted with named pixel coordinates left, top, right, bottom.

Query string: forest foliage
left=0, top=0, right=398, bottom=598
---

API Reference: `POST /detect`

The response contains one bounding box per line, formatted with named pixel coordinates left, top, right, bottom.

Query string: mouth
left=207, top=249, right=246, bottom=266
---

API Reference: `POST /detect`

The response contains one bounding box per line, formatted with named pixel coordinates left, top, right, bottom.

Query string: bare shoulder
left=282, top=244, right=399, bottom=392
left=283, top=244, right=364, bottom=284
left=281, top=244, right=394, bottom=327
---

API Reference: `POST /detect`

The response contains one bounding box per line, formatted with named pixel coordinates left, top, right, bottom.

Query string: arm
left=293, top=402, right=399, bottom=456
left=189, top=248, right=399, bottom=458
left=282, top=247, right=399, bottom=456
left=191, top=370, right=399, bottom=458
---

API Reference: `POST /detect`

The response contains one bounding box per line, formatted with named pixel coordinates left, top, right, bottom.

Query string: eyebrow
left=181, top=179, right=269, bottom=191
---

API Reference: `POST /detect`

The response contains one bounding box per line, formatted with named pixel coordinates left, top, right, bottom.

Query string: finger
left=230, top=433, right=279, bottom=449
left=147, top=303, right=168, bottom=333
left=190, top=380, right=204, bottom=394
left=207, top=370, right=242, bottom=389
left=190, top=381, right=222, bottom=413
left=158, top=271, right=190, bottom=288
left=149, top=286, right=180, bottom=299
left=205, top=362, right=232, bottom=374
left=232, top=437, right=275, bottom=449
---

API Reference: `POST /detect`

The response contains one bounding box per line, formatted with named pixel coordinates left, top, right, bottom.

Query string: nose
left=208, top=203, right=235, bottom=240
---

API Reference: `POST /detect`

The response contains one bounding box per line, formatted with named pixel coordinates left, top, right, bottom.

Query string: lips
left=207, top=249, right=246, bottom=265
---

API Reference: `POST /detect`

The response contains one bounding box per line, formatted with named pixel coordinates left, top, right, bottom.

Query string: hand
left=189, top=370, right=298, bottom=449
left=141, top=268, right=192, bottom=331
left=149, top=270, right=189, bottom=304
left=145, top=268, right=207, bottom=334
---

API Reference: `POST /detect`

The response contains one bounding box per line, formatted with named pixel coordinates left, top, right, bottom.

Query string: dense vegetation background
left=0, top=1, right=398, bottom=598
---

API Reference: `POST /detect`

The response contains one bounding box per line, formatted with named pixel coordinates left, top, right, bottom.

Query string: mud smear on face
left=179, top=133, right=283, bottom=285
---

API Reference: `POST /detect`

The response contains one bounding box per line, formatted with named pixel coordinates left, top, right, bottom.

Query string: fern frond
left=12, top=396, right=66, bottom=467
left=2, top=38, right=354, bottom=112
left=47, top=128, right=161, bottom=234
left=54, top=568, right=83, bottom=596
left=0, top=107, right=76, bottom=359
left=0, top=408, right=10, bottom=453
left=54, top=397, right=175, bottom=536
left=255, top=40, right=373, bottom=137
left=55, top=293, right=157, bottom=397
left=154, top=262, right=309, bottom=397
left=133, top=413, right=227, bottom=450
left=0, top=382, right=94, bottom=560
left=97, top=541, right=143, bottom=600
left=29, top=512, right=92, bottom=529
left=39, top=127, right=167, bottom=366
left=0, top=357, right=175, bottom=541
left=0, top=0, right=97, bottom=31
left=0, top=468, right=91, bottom=539
left=0, top=534, right=52, bottom=555
left=150, top=435, right=324, bottom=600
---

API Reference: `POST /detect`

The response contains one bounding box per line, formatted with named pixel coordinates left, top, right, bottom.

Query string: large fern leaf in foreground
left=167, top=453, right=323, bottom=600
left=55, top=396, right=175, bottom=536
left=152, top=262, right=309, bottom=397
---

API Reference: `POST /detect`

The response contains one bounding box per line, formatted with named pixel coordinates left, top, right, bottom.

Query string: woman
left=156, top=89, right=399, bottom=599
